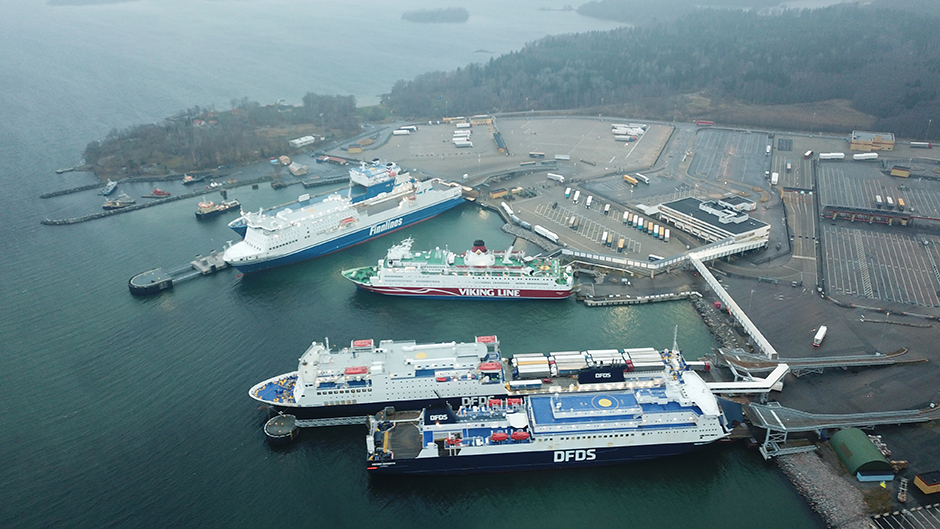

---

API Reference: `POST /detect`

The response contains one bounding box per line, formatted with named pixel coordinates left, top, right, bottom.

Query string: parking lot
left=821, top=225, right=940, bottom=307
left=688, top=129, right=770, bottom=184
left=783, top=190, right=817, bottom=259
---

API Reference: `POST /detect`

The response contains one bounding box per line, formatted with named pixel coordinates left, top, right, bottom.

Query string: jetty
left=128, top=250, right=229, bottom=296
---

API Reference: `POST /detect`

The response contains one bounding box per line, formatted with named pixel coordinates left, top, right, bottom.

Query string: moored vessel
left=223, top=160, right=464, bottom=273
left=102, top=193, right=135, bottom=210
left=342, top=238, right=573, bottom=299
left=366, top=361, right=729, bottom=475
left=100, top=179, right=117, bottom=196
left=142, top=188, right=171, bottom=198
left=195, top=199, right=240, bottom=219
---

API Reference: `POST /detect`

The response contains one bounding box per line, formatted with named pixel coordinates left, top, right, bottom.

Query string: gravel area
left=777, top=452, right=871, bottom=528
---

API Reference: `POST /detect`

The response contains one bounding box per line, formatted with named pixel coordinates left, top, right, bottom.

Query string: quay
left=128, top=250, right=229, bottom=296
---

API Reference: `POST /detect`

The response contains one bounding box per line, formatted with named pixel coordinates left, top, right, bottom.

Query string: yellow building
left=850, top=130, right=895, bottom=151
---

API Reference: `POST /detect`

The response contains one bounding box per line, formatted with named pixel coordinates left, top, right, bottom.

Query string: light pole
left=926, top=119, right=933, bottom=141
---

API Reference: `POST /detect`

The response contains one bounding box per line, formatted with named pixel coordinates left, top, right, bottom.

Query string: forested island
left=401, top=8, right=469, bottom=24
left=83, top=4, right=940, bottom=179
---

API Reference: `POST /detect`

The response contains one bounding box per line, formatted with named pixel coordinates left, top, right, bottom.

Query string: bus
left=529, top=152, right=546, bottom=158
left=520, top=161, right=536, bottom=166
left=554, top=154, right=571, bottom=161
left=634, top=173, right=650, bottom=185
left=400, top=125, right=418, bottom=132
left=648, top=254, right=664, bottom=262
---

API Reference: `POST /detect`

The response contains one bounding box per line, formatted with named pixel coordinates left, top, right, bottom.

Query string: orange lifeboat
left=507, top=398, right=522, bottom=406
left=436, top=376, right=449, bottom=382
left=487, top=399, right=503, bottom=407
left=510, top=431, right=530, bottom=441
left=479, top=362, right=502, bottom=372
left=490, top=432, right=509, bottom=442
left=344, top=366, right=368, bottom=375
left=445, top=437, right=461, bottom=446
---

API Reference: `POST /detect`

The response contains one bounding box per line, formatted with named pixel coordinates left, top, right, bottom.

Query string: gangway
left=746, top=401, right=940, bottom=459
left=705, top=363, right=789, bottom=394
left=715, top=348, right=923, bottom=377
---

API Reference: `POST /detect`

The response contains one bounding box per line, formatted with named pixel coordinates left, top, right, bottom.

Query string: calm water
left=0, top=1, right=822, bottom=527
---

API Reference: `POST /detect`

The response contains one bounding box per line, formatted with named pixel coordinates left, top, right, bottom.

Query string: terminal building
left=656, top=197, right=769, bottom=243
left=850, top=130, right=895, bottom=151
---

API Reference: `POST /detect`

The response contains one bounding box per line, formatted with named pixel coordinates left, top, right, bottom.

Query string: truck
left=653, top=225, right=660, bottom=239
left=603, top=204, right=610, bottom=216
left=898, top=197, right=906, bottom=211
left=547, top=173, right=565, bottom=183
left=400, top=125, right=418, bottom=132
left=646, top=221, right=654, bottom=234
left=533, top=225, right=559, bottom=244
left=854, top=152, right=878, bottom=161
left=635, top=216, right=643, bottom=229
left=765, top=145, right=771, bottom=156
left=623, top=174, right=638, bottom=185
left=875, top=195, right=883, bottom=208
left=606, top=233, right=614, bottom=247
left=528, top=152, right=545, bottom=158
left=664, top=228, right=670, bottom=243
left=572, top=190, right=580, bottom=204
left=886, top=196, right=894, bottom=209
left=813, top=326, right=827, bottom=347
left=634, top=173, right=650, bottom=185
left=695, top=120, right=714, bottom=126
left=585, top=196, right=593, bottom=208
left=554, top=154, right=571, bottom=161
left=622, top=211, right=629, bottom=224
left=614, top=135, right=637, bottom=142
left=804, top=150, right=814, bottom=159
left=617, top=238, right=625, bottom=253
left=455, top=122, right=472, bottom=129
left=600, top=231, right=608, bottom=245
left=771, top=172, right=779, bottom=185
left=392, top=129, right=411, bottom=136
left=564, top=187, right=572, bottom=199
left=819, top=152, right=845, bottom=160
left=911, top=142, right=933, bottom=149
left=785, top=160, right=792, bottom=173
left=455, top=141, right=473, bottom=148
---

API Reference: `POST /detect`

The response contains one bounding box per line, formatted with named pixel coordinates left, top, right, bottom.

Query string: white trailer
left=622, top=211, right=629, bottom=224
left=853, top=152, right=878, bottom=161
left=455, top=141, right=473, bottom=148
left=771, top=172, right=779, bottom=185
left=392, top=129, right=410, bottom=136
left=572, top=190, right=580, bottom=204
left=547, top=173, right=565, bottom=183
left=819, top=152, right=845, bottom=160
left=533, top=225, right=559, bottom=243
left=455, top=122, right=472, bottom=129
left=664, top=228, right=670, bottom=243
left=813, top=326, right=827, bottom=347
left=585, top=196, right=593, bottom=208
left=554, top=154, right=571, bottom=161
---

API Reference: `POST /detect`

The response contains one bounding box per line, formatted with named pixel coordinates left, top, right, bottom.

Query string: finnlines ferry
left=366, top=364, right=729, bottom=475
left=249, top=334, right=703, bottom=421
left=341, top=238, right=573, bottom=299
left=223, top=160, right=463, bottom=273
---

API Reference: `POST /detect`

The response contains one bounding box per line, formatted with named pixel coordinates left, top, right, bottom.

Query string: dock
left=128, top=250, right=229, bottom=296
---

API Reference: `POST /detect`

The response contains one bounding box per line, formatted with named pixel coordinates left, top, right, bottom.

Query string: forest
left=83, top=94, right=364, bottom=177
left=382, top=5, right=940, bottom=140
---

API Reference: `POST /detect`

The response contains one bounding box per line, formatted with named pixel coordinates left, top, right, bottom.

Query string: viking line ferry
left=222, top=160, right=464, bottom=273
left=341, top=238, right=573, bottom=299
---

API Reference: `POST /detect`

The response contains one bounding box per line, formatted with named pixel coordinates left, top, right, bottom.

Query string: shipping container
left=890, top=166, right=911, bottom=178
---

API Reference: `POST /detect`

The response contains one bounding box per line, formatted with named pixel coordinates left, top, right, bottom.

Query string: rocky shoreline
left=776, top=452, right=870, bottom=528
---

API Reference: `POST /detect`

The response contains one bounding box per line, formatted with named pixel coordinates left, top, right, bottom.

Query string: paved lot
left=689, top=129, right=770, bottom=184
left=821, top=225, right=940, bottom=307
left=784, top=190, right=818, bottom=259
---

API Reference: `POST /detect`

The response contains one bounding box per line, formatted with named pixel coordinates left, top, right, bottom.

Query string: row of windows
left=317, top=388, right=372, bottom=395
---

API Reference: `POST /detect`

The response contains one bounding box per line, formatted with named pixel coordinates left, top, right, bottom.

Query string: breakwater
left=40, top=176, right=271, bottom=225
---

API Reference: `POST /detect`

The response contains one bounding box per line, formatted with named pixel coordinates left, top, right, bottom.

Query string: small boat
left=100, top=179, right=118, bottom=196
left=102, top=193, right=136, bottom=210
left=182, top=174, right=205, bottom=185
left=142, top=188, right=171, bottom=199
left=195, top=199, right=240, bottom=219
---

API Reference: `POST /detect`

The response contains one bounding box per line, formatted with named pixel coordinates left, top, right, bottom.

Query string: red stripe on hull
left=356, top=284, right=571, bottom=299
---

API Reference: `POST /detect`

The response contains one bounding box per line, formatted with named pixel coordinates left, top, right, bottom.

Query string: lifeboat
left=344, top=366, right=368, bottom=375
left=507, top=398, right=522, bottom=406
left=479, top=361, right=502, bottom=372
left=487, top=399, right=503, bottom=408
left=436, top=376, right=449, bottom=382
left=490, top=432, right=509, bottom=442
left=510, top=431, right=530, bottom=441
left=445, top=437, right=461, bottom=445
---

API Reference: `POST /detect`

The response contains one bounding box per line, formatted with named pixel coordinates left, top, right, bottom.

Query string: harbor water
left=1, top=1, right=823, bottom=527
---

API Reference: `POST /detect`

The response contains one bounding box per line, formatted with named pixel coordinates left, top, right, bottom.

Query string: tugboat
left=195, top=199, right=240, bottom=219
left=142, top=188, right=171, bottom=199
left=102, top=193, right=136, bottom=210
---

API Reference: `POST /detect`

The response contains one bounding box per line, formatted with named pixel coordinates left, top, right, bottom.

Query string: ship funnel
left=472, top=239, right=487, bottom=254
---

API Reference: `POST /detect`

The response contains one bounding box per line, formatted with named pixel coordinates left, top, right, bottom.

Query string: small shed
left=914, top=471, right=940, bottom=494
left=830, top=428, right=893, bottom=481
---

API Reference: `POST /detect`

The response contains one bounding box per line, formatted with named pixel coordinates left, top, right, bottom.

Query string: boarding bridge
left=704, top=363, right=789, bottom=395
left=688, top=238, right=779, bottom=360
left=747, top=401, right=940, bottom=459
